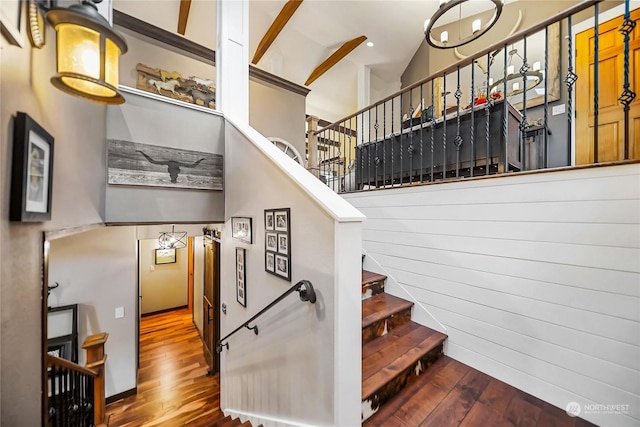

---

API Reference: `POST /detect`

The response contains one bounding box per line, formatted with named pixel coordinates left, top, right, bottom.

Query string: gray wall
left=105, top=89, right=225, bottom=223
left=1, top=19, right=108, bottom=426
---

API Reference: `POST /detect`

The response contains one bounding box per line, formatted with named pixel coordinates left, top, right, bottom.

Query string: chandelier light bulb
left=440, top=31, right=449, bottom=44
left=533, top=61, right=541, bottom=71
left=472, top=19, right=481, bottom=34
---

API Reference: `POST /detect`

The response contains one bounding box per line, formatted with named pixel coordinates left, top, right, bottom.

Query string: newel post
left=306, top=115, right=320, bottom=178
left=82, top=332, right=109, bottom=426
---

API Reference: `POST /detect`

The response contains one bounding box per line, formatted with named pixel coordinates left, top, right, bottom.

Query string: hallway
left=105, top=308, right=221, bottom=426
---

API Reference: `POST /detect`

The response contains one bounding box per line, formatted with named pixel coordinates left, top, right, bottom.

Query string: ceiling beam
left=304, top=35, right=367, bottom=86
left=177, top=0, right=191, bottom=35
left=252, top=0, right=303, bottom=65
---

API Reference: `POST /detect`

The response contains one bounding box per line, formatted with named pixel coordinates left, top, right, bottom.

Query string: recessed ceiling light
left=366, top=41, right=374, bottom=47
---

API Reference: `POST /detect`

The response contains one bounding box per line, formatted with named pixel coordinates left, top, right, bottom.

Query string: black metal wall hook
left=47, top=282, right=59, bottom=296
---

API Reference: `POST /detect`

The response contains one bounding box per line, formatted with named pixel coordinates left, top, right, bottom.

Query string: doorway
left=575, top=8, right=640, bottom=164
left=202, top=236, right=221, bottom=374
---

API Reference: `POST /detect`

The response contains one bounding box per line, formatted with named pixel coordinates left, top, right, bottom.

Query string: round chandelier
left=424, top=0, right=504, bottom=49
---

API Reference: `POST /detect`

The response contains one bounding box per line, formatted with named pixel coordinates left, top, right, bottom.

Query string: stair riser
left=362, top=307, right=412, bottom=345
left=361, top=343, right=444, bottom=422
left=362, top=280, right=385, bottom=300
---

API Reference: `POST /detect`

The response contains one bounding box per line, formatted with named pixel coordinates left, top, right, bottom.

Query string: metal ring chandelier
left=424, top=0, right=504, bottom=49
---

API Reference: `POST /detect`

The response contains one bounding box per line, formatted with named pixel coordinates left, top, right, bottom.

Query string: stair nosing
left=362, top=293, right=414, bottom=329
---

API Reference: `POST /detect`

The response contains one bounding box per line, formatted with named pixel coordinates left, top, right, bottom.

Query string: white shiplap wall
left=343, top=163, right=640, bottom=427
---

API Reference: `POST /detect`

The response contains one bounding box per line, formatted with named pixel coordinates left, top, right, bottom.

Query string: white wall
left=220, top=120, right=364, bottom=427
left=343, top=163, right=640, bottom=427
left=139, top=239, right=188, bottom=315
left=47, top=226, right=138, bottom=399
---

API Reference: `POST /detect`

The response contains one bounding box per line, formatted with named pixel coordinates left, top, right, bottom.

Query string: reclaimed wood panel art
left=108, top=139, right=223, bottom=190
left=136, top=63, right=216, bottom=109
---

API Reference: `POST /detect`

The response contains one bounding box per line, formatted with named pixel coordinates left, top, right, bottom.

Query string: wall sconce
left=45, top=0, right=128, bottom=104
left=424, top=0, right=503, bottom=49
left=159, top=225, right=187, bottom=249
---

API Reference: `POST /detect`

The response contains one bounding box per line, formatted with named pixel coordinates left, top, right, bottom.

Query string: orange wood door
left=576, top=8, right=640, bottom=164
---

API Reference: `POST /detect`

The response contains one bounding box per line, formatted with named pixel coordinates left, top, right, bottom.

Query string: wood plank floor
left=105, top=308, right=221, bottom=427
left=364, top=356, right=598, bottom=427
left=105, top=308, right=597, bottom=427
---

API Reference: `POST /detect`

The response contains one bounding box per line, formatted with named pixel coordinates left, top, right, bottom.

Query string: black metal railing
left=216, top=280, right=317, bottom=352
left=308, top=0, right=637, bottom=193
left=47, top=355, right=96, bottom=427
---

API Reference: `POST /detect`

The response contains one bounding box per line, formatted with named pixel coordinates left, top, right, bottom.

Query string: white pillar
left=217, top=0, right=249, bottom=123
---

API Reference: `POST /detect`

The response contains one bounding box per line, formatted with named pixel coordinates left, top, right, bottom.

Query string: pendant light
left=46, top=0, right=128, bottom=104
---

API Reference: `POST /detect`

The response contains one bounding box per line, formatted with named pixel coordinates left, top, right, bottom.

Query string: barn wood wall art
left=136, top=63, right=216, bottom=109
left=107, top=139, right=223, bottom=190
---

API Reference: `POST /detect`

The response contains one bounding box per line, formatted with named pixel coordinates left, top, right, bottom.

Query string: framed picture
left=277, top=233, right=288, bottom=255
left=264, top=208, right=291, bottom=281
left=265, top=252, right=275, bottom=272
left=1, top=0, right=23, bottom=47
left=155, top=248, right=176, bottom=264
left=266, top=232, right=278, bottom=252
left=265, top=211, right=274, bottom=231
left=231, top=217, right=252, bottom=244
left=275, top=210, right=288, bottom=232
left=10, top=112, right=54, bottom=221
left=236, top=247, right=246, bottom=307
left=275, top=254, right=290, bottom=280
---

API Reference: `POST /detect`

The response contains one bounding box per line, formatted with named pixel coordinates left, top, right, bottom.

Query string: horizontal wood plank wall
left=343, top=163, right=640, bottom=427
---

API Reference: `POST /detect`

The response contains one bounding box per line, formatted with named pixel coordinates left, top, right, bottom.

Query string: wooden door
left=576, top=8, right=640, bottom=164
left=202, top=238, right=220, bottom=374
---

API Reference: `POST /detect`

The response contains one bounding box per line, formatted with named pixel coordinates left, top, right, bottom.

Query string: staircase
left=210, top=413, right=260, bottom=427
left=361, top=269, right=447, bottom=423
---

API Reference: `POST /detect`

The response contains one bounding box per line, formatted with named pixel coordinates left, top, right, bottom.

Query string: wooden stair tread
left=362, top=293, right=414, bottom=329
left=362, top=322, right=447, bottom=400
left=362, top=270, right=387, bottom=285
left=363, top=356, right=453, bottom=426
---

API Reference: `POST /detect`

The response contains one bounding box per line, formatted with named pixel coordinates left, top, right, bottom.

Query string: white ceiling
left=113, top=0, right=512, bottom=122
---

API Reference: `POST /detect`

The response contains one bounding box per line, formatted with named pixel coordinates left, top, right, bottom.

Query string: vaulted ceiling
left=112, top=0, right=511, bottom=122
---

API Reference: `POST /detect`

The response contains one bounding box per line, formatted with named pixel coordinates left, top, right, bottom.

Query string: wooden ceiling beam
left=177, top=0, right=192, bottom=35
left=304, top=35, right=367, bottom=86
left=252, top=0, right=303, bottom=65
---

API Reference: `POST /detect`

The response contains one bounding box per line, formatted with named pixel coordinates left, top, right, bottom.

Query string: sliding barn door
left=575, top=9, right=640, bottom=164
left=203, top=238, right=220, bottom=374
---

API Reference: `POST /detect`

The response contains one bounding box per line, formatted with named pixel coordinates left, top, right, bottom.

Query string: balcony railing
left=308, top=0, right=638, bottom=193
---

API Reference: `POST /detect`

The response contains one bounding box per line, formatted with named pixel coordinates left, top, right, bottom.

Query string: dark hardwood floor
left=105, top=308, right=221, bottom=426
left=105, top=308, right=596, bottom=427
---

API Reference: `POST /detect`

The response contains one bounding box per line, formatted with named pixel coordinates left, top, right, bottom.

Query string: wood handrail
left=315, top=0, right=603, bottom=134
left=46, top=354, right=98, bottom=377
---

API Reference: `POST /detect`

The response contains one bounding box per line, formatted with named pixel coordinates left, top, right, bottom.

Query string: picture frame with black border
left=231, top=216, right=253, bottom=244
left=155, top=248, right=176, bottom=264
left=265, top=211, right=274, bottom=231
left=274, top=209, right=288, bottom=232
left=266, top=232, right=277, bottom=252
left=277, top=233, right=288, bottom=255
left=275, top=254, right=290, bottom=280
left=236, top=247, right=246, bottom=307
left=264, top=208, right=291, bottom=281
left=265, top=251, right=275, bottom=272
left=10, top=112, right=54, bottom=221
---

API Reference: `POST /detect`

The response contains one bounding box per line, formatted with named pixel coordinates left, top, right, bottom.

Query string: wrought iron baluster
left=520, top=36, right=529, bottom=170
left=543, top=25, right=549, bottom=168
left=399, top=92, right=404, bottom=186
left=502, top=45, right=508, bottom=174
left=420, top=83, right=424, bottom=183
left=565, top=15, right=578, bottom=165
left=409, top=89, right=414, bottom=184
left=470, top=57, right=477, bottom=178
left=383, top=101, right=387, bottom=187
left=430, top=78, right=436, bottom=182
left=593, top=3, right=600, bottom=163
left=442, top=73, right=447, bottom=180
left=391, top=98, right=395, bottom=186
left=454, top=66, right=463, bottom=177
left=619, top=0, right=636, bottom=159
left=374, top=105, right=380, bottom=187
